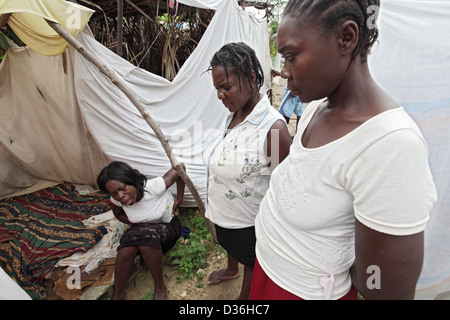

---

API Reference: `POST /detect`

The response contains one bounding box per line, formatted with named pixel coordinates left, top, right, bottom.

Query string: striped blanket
left=0, top=182, right=111, bottom=299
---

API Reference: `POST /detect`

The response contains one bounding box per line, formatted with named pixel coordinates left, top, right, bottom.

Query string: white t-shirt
left=110, top=176, right=173, bottom=223
left=255, top=99, right=437, bottom=299
left=203, top=95, right=286, bottom=229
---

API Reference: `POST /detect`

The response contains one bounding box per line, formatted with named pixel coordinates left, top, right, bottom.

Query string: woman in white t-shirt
left=97, top=161, right=185, bottom=300
left=250, top=0, right=437, bottom=300
left=203, top=42, right=292, bottom=299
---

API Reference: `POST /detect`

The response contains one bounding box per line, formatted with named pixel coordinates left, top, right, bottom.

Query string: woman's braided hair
left=283, top=0, right=380, bottom=62
left=209, top=42, right=264, bottom=96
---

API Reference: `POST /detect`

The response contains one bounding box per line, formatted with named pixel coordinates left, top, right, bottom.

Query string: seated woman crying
left=97, top=161, right=185, bottom=300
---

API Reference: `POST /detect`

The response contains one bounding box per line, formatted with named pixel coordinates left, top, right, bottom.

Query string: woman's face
left=277, top=15, right=349, bottom=103
left=211, top=65, right=255, bottom=113
left=105, top=179, right=138, bottom=206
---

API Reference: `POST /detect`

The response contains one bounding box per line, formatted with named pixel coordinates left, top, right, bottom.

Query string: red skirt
left=249, top=258, right=358, bottom=300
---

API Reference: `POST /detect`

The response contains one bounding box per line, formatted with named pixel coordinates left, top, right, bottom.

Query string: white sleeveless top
left=203, top=95, right=286, bottom=229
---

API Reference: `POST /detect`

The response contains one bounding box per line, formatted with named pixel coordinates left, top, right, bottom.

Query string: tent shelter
left=0, top=0, right=271, bottom=299
left=0, top=0, right=272, bottom=204
left=0, top=0, right=449, bottom=300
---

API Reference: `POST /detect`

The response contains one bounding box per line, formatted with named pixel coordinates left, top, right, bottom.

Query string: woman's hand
left=165, top=163, right=185, bottom=216
left=172, top=198, right=182, bottom=216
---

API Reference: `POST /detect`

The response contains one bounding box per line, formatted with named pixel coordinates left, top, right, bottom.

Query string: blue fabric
left=279, top=88, right=304, bottom=117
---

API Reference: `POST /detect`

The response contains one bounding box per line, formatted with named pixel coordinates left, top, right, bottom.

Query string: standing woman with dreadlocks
left=203, top=42, right=292, bottom=299
left=250, top=0, right=437, bottom=300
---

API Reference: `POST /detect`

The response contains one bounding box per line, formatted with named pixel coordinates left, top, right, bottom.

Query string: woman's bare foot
left=111, top=290, right=126, bottom=300
left=207, top=269, right=240, bottom=285
left=154, top=285, right=169, bottom=300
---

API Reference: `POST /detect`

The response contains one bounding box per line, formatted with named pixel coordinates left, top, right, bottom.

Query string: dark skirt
left=118, top=216, right=181, bottom=253
left=215, top=224, right=256, bottom=267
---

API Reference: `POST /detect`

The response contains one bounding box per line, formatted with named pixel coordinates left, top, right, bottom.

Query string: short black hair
left=97, top=161, right=147, bottom=199
left=208, top=42, right=264, bottom=96
left=283, top=0, right=380, bottom=62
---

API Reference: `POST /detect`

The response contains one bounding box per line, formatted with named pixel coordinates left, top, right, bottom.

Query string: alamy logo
left=66, top=6, right=81, bottom=30
left=366, top=265, right=381, bottom=290
left=66, top=266, right=81, bottom=290
left=366, top=5, right=380, bottom=30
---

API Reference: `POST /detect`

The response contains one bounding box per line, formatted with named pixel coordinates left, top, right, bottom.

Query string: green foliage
left=0, top=32, right=8, bottom=63
left=267, top=0, right=288, bottom=25
left=171, top=239, right=206, bottom=279
left=0, top=26, right=24, bottom=47
left=268, top=20, right=279, bottom=61
left=167, top=208, right=212, bottom=280
left=141, top=291, right=154, bottom=300
left=0, top=32, right=10, bottom=51
left=0, top=27, right=25, bottom=63
left=267, top=1, right=288, bottom=62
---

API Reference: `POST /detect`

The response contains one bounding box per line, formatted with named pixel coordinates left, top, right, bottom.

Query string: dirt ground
left=111, top=80, right=291, bottom=301
left=119, top=247, right=245, bottom=300
left=271, top=78, right=286, bottom=110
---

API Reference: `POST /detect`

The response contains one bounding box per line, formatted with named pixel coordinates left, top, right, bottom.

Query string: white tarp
left=368, top=0, right=450, bottom=299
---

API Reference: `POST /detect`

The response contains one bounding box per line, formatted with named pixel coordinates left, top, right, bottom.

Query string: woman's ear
left=337, top=20, right=359, bottom=56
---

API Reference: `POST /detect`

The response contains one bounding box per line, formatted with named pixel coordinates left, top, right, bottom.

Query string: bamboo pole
left=46, top=20, right=217, bottom=242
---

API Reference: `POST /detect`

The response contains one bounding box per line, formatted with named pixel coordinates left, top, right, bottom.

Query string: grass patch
left=167, top=208, right=216, bottom=280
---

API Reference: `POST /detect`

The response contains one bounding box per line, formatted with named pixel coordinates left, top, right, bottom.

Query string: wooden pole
left=46, top=20, right=217, bottom=242
left=117, top=0, right=123, bottom=57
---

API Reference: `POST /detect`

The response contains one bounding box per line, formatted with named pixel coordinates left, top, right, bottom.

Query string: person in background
left=204, top=42, right=292, bottom=299
left=250, top=0, right=437, bottom=300
left=97, top=161, right=185, bottom=300
left=271, top=68, right=305, bottom=130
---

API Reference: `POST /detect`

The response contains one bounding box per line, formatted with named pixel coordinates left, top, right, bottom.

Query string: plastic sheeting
left=368, top=0, right=450, bottom=299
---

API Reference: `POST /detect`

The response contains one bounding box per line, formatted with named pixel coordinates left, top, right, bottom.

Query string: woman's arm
left=265, top=119, right=292, bottom=171
left=162, top=163, right=186, bottom=215
left=173, top=166, right=185, bottom=215
left=111, top=203, right=132, bottom=225
left=351, top=220, right=424, bottom=299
